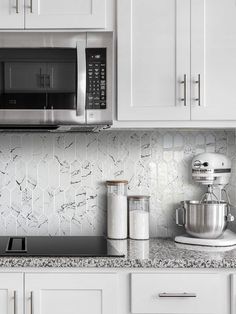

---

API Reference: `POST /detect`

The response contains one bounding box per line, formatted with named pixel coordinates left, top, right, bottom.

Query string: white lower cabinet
left=0, top=273, right=24, bottom=314
left=131, top=273, right=229, bottom=314
left=25, top=273, right=118, bottom=314
left=0, top=270, right=232, bottom=314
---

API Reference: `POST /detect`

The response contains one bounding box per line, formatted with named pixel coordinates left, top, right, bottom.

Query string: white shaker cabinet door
left=0, top=0, right=24, bottom=29
left=117, top=0, right=190, bottom=121
left=25, top=0, right=106, bottom=29
left=25, top=273, right=118, bottom=314
left=191, top=0, right=236, bottom=120
left=0, top=273, right=24, bottom=314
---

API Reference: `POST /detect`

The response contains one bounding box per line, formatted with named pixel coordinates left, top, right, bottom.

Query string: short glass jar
left=128, top=195, right=150, bottom=240
left=106, top=180, right=128, bottom=239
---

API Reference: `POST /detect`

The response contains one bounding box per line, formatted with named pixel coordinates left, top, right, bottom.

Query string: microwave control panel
left=86, top=48, right=106, bottom=110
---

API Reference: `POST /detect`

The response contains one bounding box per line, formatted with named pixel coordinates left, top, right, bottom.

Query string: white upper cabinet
left=0, top=0, right=24, bottom=29
left=191, top=0, right=236, bottom=120
left=117, top=0, right=191, bottom=121
left=25, top=273, right=118, bottom=314
left=0, top=0, right=108, bottom=30
left=117, top=0, right=236, bottom=124
left=25, top=0, right=106, bottom=29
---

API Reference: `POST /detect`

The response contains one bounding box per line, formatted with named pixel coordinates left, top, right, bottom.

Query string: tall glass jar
left=128, top=195, right=150, bottom=240
left=106, top=180, right=128, bottom=239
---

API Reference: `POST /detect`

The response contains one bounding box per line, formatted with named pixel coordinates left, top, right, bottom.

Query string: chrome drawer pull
left=30, top=291, right=34, bottom=314
left=180, top=74, right=187, bottom=106
left=13, top=291, right=17, bottom=314
left=159, top=292, right=197, bottom=298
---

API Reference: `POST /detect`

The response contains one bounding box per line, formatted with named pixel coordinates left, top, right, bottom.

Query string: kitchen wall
left=0, top=130, right=235, bottom=237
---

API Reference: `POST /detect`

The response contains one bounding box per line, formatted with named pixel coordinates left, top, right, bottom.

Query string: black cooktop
left=0, top=236, right=124, bottom=257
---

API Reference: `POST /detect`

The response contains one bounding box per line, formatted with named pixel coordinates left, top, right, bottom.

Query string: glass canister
left=128, top=196, right=150, bottom=240
left=106, top=180, right=128, bottom=239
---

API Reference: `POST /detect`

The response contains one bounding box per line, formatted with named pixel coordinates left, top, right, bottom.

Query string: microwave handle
left=76, top=40, right=87, bottom=117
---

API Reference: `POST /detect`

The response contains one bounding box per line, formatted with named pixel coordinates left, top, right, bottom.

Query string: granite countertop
left=1, top=238, right=236, bottom=268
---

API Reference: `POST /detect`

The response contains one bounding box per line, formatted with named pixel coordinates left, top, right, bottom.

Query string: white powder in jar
left=107, top=194, right=127, bottom=239
left=129, top=210, right=149, bottom=240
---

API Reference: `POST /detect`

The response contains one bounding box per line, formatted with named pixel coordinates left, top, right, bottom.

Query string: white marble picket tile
left=48, top=214, right=60, bottom=236
left=15, top=161, right=26, bottom=191
left=32, top=187, right=44, bottom=217
left=21, top=188, right=32, bottom=218
left=37, top=215, right=48, bottom=235
left=27, top=213, right=39, bottom=235
left=70, top=160, right=81, bottom=189
left=75, top=134, right=87, bottom=161
left=47, top=159, right=60, bottom=190
left=27, top=160, right=38, bottom=191
left=5, top=215, right=16, bottom=236
left=64, top=134, right=76, bottom=163
left=0, top=130, right=234, bottom=237
left=38, top=160, right=49, bottom=189
left=0, top=188, right=11, bottom=217
left=10, top=188, right=22, bottom=217
left=44, top=188, right=54, bottom=217
left=59, top=214, right=71, bottom=236
left=17, top=214, right=28, bottom=235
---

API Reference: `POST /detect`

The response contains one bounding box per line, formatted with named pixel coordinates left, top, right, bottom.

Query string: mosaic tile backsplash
left=0, top=130, right=235, bottom=237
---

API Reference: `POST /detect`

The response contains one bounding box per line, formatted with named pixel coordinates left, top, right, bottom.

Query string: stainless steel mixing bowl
left=176, top=201, right=234, bottom=239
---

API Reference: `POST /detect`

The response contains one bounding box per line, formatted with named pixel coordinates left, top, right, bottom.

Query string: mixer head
left=192, top=153, right=231, bottom=186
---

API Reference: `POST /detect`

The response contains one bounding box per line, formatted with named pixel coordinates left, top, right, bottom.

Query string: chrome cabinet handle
left=30, top=291, right=34, bottom=314
left=15, top=0, right=19, bottom=13
left=159, top=293, right=197, bottom=298
left=180, top=74, right=187, bottom=106
left=13, top=291, right=17, bottom=314
left=29, top=0, right=33, bottom=13
left=195, top=74, right=201, bottom=106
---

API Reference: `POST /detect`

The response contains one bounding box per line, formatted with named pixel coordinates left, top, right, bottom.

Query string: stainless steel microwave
left=0, top=33, right=113, bottom=132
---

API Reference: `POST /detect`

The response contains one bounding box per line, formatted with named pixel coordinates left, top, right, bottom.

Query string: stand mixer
left=175, top=153, right=236, bottom=247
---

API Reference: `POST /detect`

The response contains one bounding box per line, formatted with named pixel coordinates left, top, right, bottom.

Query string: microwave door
left=0, top=46, right=87, bottom=126
left=46, top=42, right=86, bottom=125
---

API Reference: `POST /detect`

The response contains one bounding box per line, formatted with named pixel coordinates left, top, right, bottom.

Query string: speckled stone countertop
left=1, top=238, right=236, bottom=268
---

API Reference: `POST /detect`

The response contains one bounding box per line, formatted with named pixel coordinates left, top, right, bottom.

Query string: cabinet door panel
left=131, top=273, right=229, bottom=314
left=191, top=0, right=236, bottom=120
left=0, top=0, right=24, bottom=29
left=25, top=273, right=118, bottom=314
left=25, top=0, right=106, bottom=29
left=118, top=0, right=190, bottom=121
left=0, top=273, right=24, bottom=314
left=41, top=290, right=101, bottom=314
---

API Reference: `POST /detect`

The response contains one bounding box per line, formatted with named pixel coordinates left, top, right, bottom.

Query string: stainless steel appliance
left=0, top=236, right=124, bottom=257
left=176, top=200, right=233, bottom=239
left=0, top=33, right=113, bottom=132
left=175, top=153, right=236, bottom=247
